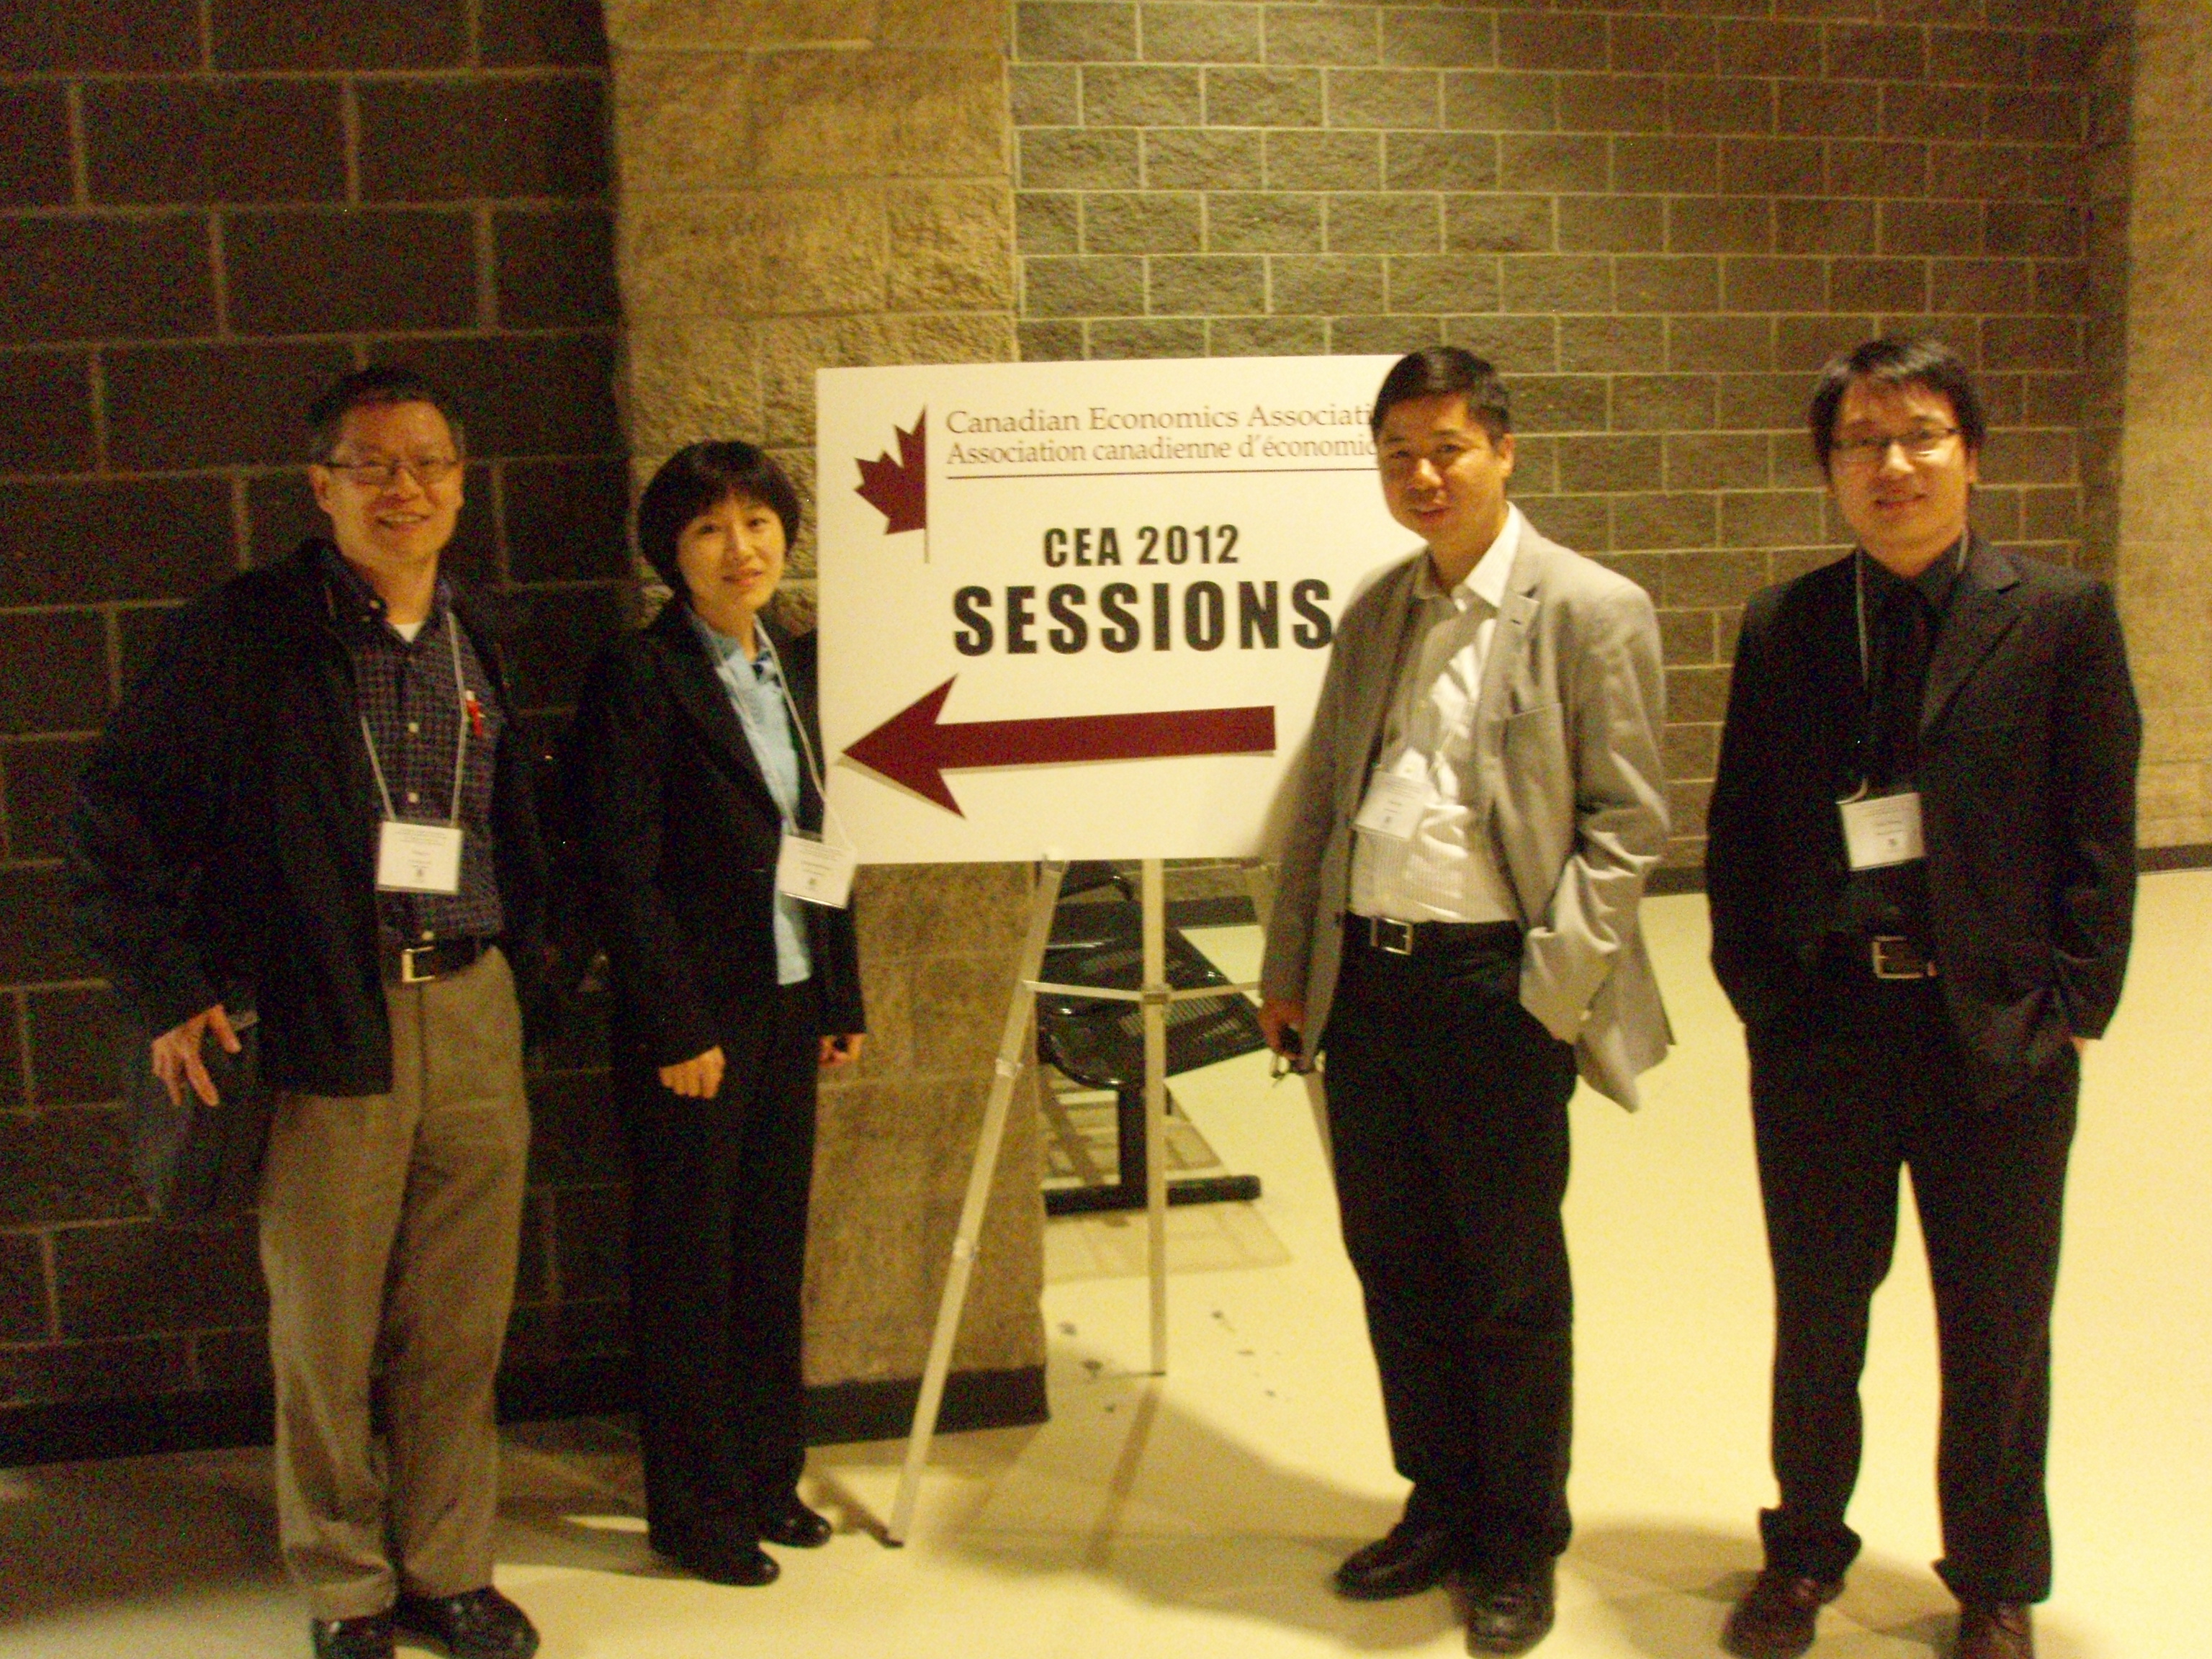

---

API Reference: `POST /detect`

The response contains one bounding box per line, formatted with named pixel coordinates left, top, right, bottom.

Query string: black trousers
left=1746, top=967, right=2076, bottom=1603
left=619, top=978, right=820, bottom=1542
left=1323, top=925, right=1579, bottom=1573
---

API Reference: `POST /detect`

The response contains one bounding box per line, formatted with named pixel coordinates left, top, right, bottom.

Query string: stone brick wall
left=1009, top=0, right=2100, bottom=860
left=2115, top=0, right=2212, bottom=850
left=1, top=0, right=632, bottom=1452
left=7, top=0, right=2203, bottom=1465
left=603, top=0, right=1048, bottom=1406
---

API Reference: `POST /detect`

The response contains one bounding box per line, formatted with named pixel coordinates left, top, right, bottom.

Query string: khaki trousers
left=258, top=948, right=529, bottom=1619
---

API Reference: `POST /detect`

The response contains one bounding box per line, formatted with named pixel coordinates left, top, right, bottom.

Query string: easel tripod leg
left=1141, top=858, right=1169, bottom=1377
left=884, top=858, right=1068, bottom=1546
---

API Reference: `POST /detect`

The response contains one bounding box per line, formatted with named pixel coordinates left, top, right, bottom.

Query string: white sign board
left=817, top=355, right=1411, bottom=864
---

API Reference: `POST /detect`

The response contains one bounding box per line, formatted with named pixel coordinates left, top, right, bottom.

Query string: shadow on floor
left=810, top=1365, right=1450, bottom=1651
left=0, top=1447, right=285, bottom=1624
left=1572, top=1522, right=2091, bottom=1659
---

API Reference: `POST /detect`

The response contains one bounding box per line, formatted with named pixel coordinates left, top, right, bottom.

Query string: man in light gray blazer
left=1259, top=347, right=1670, bottom=1655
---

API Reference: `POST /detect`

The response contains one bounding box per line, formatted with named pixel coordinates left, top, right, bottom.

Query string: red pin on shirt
left=465, top=691, right=485, bottom=739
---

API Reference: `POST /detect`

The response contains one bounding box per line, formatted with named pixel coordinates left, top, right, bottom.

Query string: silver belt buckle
left=1869, top=935, right=1934, bottom=980
left=1369, top=917, right=1416, bottom=956
left=397, top=944, right=436, bottom=984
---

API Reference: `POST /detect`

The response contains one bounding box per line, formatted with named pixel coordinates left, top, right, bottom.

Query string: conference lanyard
left=1837, top=544, right=1961, bottom=872
left=361, top=618, right=471, bottom=894
left=703, top=624, right=858, bottom=908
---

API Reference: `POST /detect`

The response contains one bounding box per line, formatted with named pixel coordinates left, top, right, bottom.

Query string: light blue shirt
left=689, top=611, right=811, bottom=986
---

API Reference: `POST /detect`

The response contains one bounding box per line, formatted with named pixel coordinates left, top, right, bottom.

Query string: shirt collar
left=319, top=542, right=448, bottom=635
left=1413, top=502, right=1522, bottom=611
left=1857, top=531, right=1966, bottom=617
left=687, top=606, right=780, bottom=681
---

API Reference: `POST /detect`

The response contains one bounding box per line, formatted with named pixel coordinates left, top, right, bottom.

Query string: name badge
left=1838, top=790, right=1925, bottom=871
left=777, top=830, right=856, bottom=909
left=1352, top=770, right=1426, bottom=842
left=377, top=821, right=464, bottom=894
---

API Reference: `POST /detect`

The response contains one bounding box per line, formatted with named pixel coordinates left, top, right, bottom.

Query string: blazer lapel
left=647, top=604, right=775, bottom=807
left=1342, top=557, right=1429, bottom=809
left=1475, top=532, right=1543, bottom=760
left=1921, top=536, right=2023, bottom=735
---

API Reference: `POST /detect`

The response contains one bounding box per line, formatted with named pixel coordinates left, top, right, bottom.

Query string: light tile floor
left=3, top=876, right=2208, bottom=1658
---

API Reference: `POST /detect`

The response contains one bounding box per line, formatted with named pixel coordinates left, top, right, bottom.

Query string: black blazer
left=1705, top=538, right=2140, bottom=1105
left=70, top=540, right=550, bottom=1096
left=567, top=603, right=865, bottom=1070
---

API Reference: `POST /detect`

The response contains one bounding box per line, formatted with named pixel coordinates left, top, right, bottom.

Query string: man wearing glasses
left=1259, top=348, right=1671, bottom=1654
left=71, top=368, right=547, bottom=1659
left=1705, top=338, right=2139, bottom=1659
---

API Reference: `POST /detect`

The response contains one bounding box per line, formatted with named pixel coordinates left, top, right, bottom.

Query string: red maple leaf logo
left=855, top=412, right=927, bottom=536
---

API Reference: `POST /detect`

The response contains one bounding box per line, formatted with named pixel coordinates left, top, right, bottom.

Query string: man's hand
left=819, top=1033, right=863, bottom=1069
left=658, top=1046, right=726, bottom=1098
left=1257, top=997, right=1305, bottom=1059
left=151, top=1004, right=242, bottom=1108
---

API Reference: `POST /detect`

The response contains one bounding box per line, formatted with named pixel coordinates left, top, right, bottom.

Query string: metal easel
left=884, top=855, right=1277, bottom=1545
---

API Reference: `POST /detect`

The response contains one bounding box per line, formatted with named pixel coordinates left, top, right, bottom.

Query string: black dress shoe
left=759, top=1493, right=834, bottom=1549
left=1954, top=1601, right=2034, bottom=1659
left=1462, top=1564, right=1555, bottom=1655
left=1333, top=1517, right=1461, bottom=1600
left=390, top=1586, right=539, bottom=1659
left=312, top=1612, right=395, bottom=1659
left=651, top=1524, right=781, bottom=1587
left=1721, top=1568, right=1843, bottom=1658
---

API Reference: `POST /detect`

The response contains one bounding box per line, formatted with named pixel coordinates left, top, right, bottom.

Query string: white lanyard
left=1854, top=536, right=1969, bottom=690
left=1838, top=544, right=1959, bottom=868
left=702, top=623, right=860, bottom=908
left=359, top=614, right=470, bottom=827
left=702, top=626, right=845, bottom=835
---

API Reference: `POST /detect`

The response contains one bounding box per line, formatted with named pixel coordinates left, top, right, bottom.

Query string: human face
left=677, top=492, right=788, bottom=649
left=308, top=401, right=464, bottom=577
left=1825, top=377, right=1979, bottom=577
left=1376, top=392, right=1516, bottom=586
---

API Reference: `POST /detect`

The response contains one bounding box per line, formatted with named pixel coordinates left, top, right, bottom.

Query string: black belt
left=384, top=936, right=493, bottom=986
left=1345, top=914, right=1521, bottom=958
left=1824, top=932, right=1938, bottom=981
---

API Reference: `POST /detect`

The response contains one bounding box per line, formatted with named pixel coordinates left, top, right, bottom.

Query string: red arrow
left=842, top=678, right=1276, bottom=817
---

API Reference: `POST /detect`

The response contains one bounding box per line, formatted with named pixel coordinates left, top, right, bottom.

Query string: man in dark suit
left=1260, top=349, right=1671, bottom=1655
left=1705, top=337, right=2139, bottom=1659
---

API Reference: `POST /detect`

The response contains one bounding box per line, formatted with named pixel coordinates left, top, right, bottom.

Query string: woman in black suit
left=569, top=441, right=865, bottom=1587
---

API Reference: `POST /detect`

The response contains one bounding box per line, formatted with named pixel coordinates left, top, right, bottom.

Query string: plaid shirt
left=321, top=547, right=505, bottom=945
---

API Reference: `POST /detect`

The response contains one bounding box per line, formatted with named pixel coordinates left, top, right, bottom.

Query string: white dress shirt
left=1349, top=503, right=1524, bottom=926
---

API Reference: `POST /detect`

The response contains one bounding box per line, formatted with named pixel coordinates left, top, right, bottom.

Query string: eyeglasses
left=1830, top=426, right=1961, bottom=467
left=319, top=455, right=463, bottom=487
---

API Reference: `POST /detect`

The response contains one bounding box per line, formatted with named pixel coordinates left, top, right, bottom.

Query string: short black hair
left=1807, top=336, right=1986, bottom=472
left=306, top=365, right=463, bottom=462
left=1370, top=347, right=1512, bottom=442
left=636, top=441, right=804, bottom=600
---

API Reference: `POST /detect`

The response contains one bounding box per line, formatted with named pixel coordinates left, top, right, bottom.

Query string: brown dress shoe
left=1721, top=1568, right=1843, bottom=1658
left=1954, top=1601, right=2034, bottom=1659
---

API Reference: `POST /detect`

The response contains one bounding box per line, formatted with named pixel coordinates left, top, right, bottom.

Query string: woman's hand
left=819, top=1034, right=863, bottom=1070
left=658, top=1046, right=726, bottom=1098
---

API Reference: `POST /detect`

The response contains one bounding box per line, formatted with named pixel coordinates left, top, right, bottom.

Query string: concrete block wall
left=1, top=0, right=634, bottom=1447
left=602, top=0, right=1048, bottom=1401
left=1007, top=0, right=2103, bottom=860
left=7, top=0, right=2208, bottom=1462
left=2115, top=0, right=2212, bottom=850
